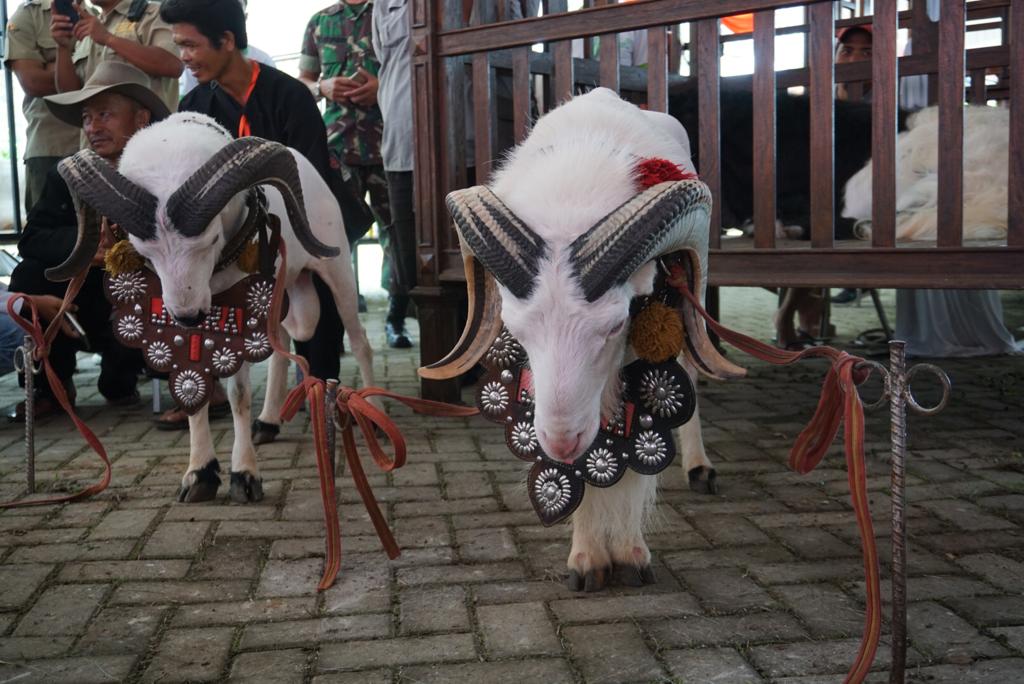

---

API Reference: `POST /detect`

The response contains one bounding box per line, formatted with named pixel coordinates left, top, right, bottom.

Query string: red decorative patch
left=634, top=157, right=697, bottom=190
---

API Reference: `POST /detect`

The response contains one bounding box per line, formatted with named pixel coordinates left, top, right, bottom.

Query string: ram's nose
left=539, top=429, right=584, bottom=463
left=172, top=310, right=205, bottom=328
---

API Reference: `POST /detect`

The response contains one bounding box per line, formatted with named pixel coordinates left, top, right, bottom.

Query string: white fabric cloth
left=893, top=22, right=1018, bottom=358
left=896, top=290, right=1021, bottom=358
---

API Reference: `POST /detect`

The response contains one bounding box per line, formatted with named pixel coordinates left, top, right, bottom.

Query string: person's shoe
left=386, top=320, right=412, bottom=349
left=831, top=288, right=861, bottom=305
left=8, top=394, right=71, bottom=423
left=106, top=389, right=142, bottom=408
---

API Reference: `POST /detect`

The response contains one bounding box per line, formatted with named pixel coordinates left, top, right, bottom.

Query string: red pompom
left=634, top=157, right=697, bottom=190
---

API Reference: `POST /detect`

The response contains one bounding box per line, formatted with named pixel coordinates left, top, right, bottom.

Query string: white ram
left=51, top=112, right=373, bottom=503
left=422, top=88, right=743, bottom=589
left=842, top=104, right=1009, bottom=241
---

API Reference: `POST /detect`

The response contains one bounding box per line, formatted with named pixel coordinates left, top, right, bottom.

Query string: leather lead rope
left=665, top=262, right=880, bottom=684
left=1, top=271, right=114, bottom=509
left=265, top=238, right=478, bottom=590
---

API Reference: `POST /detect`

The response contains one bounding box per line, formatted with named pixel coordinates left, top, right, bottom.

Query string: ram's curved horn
left=444, top=186, right=547, bottom=300
left=48, top=150, right=157, bottom=281
left=672, top=249, right=747, bottom=381
left=570, top=179, right=744, bottom=380
left=166, top=137, right=339, bottom=258
left=418, top=246, right=503, bottom=380
left=45, top=202, right=100, bottom=282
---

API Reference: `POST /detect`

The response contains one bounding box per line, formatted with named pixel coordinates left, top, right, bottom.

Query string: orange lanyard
left=237, top=61, right=261, bottom=138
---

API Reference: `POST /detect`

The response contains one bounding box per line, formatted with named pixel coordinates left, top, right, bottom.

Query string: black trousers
left=9, top=259, right=142, bottom=400
left=293, top=274, right=343, bottom=381
left=384, top=170, right=417, bottom=323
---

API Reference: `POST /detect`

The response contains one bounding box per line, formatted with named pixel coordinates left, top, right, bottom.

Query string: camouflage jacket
left=300, top=1, right=383, bottom=167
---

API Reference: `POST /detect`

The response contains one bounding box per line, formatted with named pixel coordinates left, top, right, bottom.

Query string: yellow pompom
left=104, top=240, right=144, bottom=275
left=236, top=240, right=260, bottom=274
left=628, top=300, right=685, bottom=363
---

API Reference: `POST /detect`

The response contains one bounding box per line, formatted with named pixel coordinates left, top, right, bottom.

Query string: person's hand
left=73, top=10, right=112, bottom=47
left=321, top=75, right=362, bottom=104
left=93, top=218, right=117, bottom=266
left=28, top=295, right=80, bottom=338
left=50, top=7, right=77, bottom=48
left=345, top=68, right=379, bottom=107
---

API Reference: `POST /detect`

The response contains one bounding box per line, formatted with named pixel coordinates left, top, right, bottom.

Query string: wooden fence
left=409, top=0, right=1022, bottom=400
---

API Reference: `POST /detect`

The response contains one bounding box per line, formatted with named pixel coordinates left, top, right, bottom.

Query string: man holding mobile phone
left=3, top=0, right=81, bottom=213
left=49, top=0, right=183, bottom=124
left=298, top=2, right=412, bottom=348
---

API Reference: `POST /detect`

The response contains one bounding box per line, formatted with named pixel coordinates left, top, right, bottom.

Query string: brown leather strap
left=1, top=270, right=114, bottom=508
left=267, top=239, right=478, bottom=590
left=665, top=261, right=879, bottom=684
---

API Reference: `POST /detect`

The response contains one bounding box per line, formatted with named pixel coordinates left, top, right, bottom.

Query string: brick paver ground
left=0, top=288, right=1021, bottom=683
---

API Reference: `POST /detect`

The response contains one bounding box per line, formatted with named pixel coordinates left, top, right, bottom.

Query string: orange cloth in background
left=721, top=13, right=755, bottom=34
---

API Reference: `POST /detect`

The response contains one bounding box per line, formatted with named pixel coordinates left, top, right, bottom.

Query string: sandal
left=778, top=329, right=818, bottom=351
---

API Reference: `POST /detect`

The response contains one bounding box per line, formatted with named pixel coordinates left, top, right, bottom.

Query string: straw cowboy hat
left=45, top=61, right=171, bottom=127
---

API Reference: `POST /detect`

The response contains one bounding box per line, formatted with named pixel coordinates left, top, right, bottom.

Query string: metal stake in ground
left=861, top=341, right=950, bottom=684
left=14, top=336, right=38, bottom=493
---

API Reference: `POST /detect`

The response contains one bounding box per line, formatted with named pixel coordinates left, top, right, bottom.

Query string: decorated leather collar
left=476, top=299, right=696, bottom=526
left=103, top=205, right=284, bottom=415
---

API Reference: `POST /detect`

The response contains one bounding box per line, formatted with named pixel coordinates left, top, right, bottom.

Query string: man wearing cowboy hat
left=6, top=61, right=169, bottom=421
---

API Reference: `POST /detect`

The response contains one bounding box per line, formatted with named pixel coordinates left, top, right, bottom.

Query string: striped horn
left=569, top=179, right=712, bottom=302
left=572, top=178, right=744, bottom=380
left=672, top=251, right=747, bottom=381
left=418, top=246, right=504, bottom=380
left=166, top=137, right=339, bottom=257
left=49, top=150, right=158, bottom=281
left=45, top=201, right=101, bottom=282
left=445, top=186, right=547, bottom=300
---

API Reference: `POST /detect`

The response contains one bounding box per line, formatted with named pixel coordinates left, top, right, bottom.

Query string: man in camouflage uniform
left=3, top=0, right=80, bottom=213
left=299, top=1, right=410, bottom=348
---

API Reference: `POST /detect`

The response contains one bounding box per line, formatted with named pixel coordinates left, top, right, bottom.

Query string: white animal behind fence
left=842, top=104, right=1009, bottom=241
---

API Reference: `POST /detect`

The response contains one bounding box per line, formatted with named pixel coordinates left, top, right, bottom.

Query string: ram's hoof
left=688, top=466, right=718, bottom=495
left=229, top=471, right=264, bottom=503
left=612, top=563, right=657, bottom=587
left=178, top=459, right=221, bottom=503
left=251, top=419, right=280, bottom=446
left=567, top=566, right=610, bottom=592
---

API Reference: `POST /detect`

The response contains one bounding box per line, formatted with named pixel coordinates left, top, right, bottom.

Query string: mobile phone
left=65, top=312, right=90, bottom=350
left=53, top=0, right=80, bottom=24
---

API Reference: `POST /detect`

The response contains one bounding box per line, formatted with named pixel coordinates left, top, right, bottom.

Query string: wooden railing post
left=412, top=0, right=465, bottom=402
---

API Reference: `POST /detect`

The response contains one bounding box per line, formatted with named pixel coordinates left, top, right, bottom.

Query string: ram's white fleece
left=842, top=105, right=1008, bottom=241
left=491, top=87, right=695, bottom=247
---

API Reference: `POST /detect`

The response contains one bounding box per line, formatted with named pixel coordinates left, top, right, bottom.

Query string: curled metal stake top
left=13, top=341, right=40, bottom=376
left=855, top=359, right=951, bottom=416
left=854, top=360, right=891, bottom=411
left=905, top=364, right=952, bottom=416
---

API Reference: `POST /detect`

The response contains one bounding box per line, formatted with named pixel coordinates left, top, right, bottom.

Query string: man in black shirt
left=161, top=0, right=369, bottom=397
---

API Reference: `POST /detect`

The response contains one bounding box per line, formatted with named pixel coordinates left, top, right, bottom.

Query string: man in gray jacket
left=371, top=0, right=416, bottom=348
